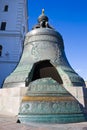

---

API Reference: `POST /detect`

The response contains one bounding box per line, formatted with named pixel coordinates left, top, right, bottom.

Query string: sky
left=27, top=0, right=87, bottom=81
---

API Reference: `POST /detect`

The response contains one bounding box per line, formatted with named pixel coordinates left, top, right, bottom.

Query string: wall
left=0, top=0, right=28, bottom=87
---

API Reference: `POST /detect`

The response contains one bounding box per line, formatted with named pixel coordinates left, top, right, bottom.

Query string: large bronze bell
left=3, top=10, right=87, bottom=123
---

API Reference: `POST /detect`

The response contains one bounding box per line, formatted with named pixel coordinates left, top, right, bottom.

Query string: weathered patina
left=3, top=10, right=87, bottom=123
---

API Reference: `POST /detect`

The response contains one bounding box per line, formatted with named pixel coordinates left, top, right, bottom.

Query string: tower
left=0, top=0, right=28, bottom=87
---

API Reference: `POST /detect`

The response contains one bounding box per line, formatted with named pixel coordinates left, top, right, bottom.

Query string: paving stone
left=0, top=115, right=87, bottom=130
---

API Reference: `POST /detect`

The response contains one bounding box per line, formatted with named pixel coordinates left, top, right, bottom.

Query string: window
left=4, top=5, right=8, bottom=12
left=0, top=22, right=6, bottom=30
left=0, top=45, right=3, bottom=56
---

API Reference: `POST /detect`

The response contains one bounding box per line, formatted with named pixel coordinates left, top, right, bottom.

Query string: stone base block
left=0, top=87, right=27, bottom=116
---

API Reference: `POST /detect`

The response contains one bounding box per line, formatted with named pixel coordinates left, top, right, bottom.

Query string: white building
left=0, top=0, right=28, bottom=87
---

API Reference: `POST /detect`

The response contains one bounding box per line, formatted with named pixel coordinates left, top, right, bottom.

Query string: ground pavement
left=0, top=115, right=87, bottom=130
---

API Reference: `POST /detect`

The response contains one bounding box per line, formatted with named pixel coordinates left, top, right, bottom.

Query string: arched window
left=0, top=45, right=3, bottom=56
left=4, top=5, right=8, bottom=12
left=0, top=22, right=6, bottom=30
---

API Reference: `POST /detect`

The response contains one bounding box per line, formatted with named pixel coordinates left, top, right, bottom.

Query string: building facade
left=0, top=0, right=28, bottom=87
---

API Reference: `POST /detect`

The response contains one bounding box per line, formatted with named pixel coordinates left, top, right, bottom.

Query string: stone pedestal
left=0, top=87, right=27, bottom=116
